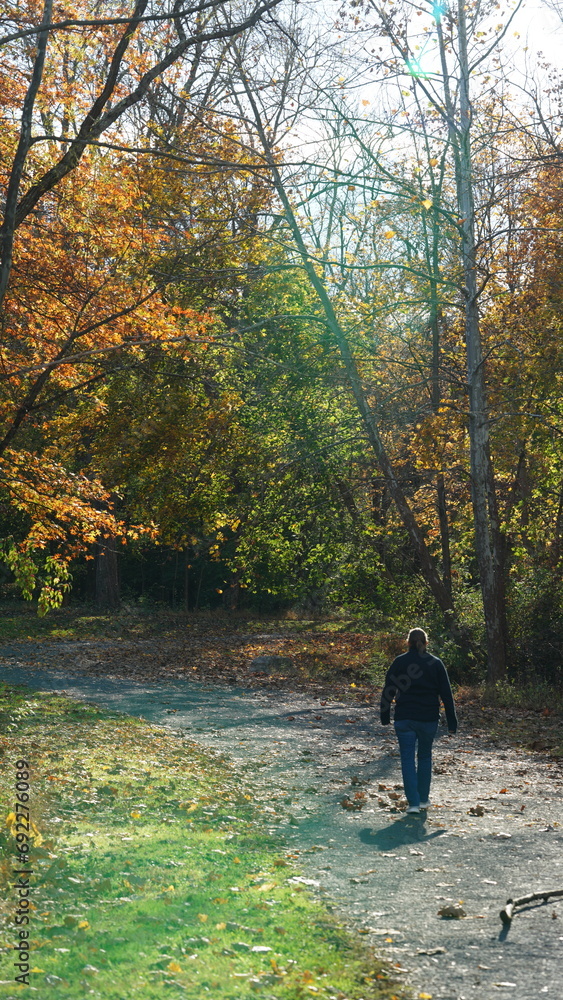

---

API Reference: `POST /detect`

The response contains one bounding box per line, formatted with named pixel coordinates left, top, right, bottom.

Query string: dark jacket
left=379, top=649, right=457, bottom=732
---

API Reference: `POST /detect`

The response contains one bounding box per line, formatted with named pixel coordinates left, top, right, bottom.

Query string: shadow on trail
left=359, top=816, right=448, bottom=850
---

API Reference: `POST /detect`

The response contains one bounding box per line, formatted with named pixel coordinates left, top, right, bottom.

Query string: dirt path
left=1, top=642, right=562, bottom=1000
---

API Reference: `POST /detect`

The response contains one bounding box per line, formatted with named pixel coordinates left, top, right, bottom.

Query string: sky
left=512, top=0, right=562, bottom=64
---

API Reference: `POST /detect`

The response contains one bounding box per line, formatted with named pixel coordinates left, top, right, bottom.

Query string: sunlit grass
left=0, top=684, right=402, bottom=1000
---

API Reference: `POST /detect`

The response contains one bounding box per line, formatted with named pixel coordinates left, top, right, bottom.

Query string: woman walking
left=379, top=628, right=457, bottom=814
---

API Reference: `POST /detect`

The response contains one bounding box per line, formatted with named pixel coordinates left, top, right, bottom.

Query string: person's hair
left=407, top=627, right=428, bottom=653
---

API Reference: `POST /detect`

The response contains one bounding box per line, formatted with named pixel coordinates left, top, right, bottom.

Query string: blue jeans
left=394, top=719, right=438, bottom=808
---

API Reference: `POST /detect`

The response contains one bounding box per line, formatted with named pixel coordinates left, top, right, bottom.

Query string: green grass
left=0, top=684, right=403, bottom=1000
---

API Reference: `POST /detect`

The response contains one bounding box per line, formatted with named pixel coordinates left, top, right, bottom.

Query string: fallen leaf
left=437, top=904, right=466, bottom=919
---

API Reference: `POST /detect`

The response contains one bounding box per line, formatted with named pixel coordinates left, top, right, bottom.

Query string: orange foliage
left=0, top=0, right=273, bottom=606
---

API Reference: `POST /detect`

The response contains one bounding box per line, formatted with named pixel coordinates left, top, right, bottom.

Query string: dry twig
left=500, top=889, right=563, bottom=924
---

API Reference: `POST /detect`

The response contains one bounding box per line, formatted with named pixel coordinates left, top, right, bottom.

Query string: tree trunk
left=95, top=535, right=120, bottom=609
left=551, top=479, right=563, bottom=568
left=184, top=548, right=190, bottom=611
left=455, top=0, right=507, bottom=682
left=0, top=0, right=53, bottom=312
left=437, top=474, right=452, bottom=601
left=429, top=271, right=452, bottom=600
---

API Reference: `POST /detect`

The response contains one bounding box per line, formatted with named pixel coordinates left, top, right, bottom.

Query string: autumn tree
left=0, top=0, right=283, bottom=606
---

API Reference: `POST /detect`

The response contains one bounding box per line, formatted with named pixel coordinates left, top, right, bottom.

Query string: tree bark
left=551, top=479, right=563, bottom=568
left=95, top=535, right=120, bottom=609
left=0, top=0, right=53, bottom=311
left=429, top=271, right=452, bottom=600
left=436, top=474, right=452, bottom=601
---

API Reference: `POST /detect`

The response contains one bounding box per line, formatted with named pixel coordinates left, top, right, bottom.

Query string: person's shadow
left=359, top=814, right=447, bottom=850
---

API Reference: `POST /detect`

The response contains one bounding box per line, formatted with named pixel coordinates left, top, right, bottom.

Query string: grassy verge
left=0, top=683, right=403, bottom=1000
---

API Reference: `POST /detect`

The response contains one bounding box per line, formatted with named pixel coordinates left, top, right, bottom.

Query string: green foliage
left=507, top=569, right=563, bottom=685
left=0, top=538, right=36, bottom=601
left=483, top=678, right=563, bottom=716
left=0, top=540, right=72, bottom=615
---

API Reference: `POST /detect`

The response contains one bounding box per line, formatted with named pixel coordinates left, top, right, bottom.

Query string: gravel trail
left=1, top=643, right=562, bottom=1000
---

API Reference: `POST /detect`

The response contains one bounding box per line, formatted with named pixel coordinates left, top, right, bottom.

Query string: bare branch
left=0, top=0, right=53, bottom=310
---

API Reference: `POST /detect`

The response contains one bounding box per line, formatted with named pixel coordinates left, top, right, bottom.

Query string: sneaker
left=419, top=801, right=430, bottom=809
left=406, top=806, right=420, bottom=814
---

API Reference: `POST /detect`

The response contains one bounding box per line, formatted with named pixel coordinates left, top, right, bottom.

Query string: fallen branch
left=500, top=889, right=563, bottom=924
